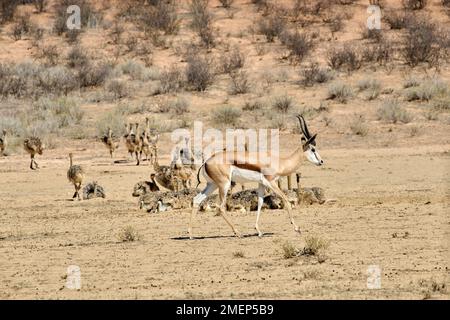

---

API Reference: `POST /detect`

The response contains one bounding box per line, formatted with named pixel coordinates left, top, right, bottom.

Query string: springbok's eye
left=311, top=148, right=315, bottom=152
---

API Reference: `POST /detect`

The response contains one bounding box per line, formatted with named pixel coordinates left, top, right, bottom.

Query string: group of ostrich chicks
left=0, top=124, right=332, bottom=210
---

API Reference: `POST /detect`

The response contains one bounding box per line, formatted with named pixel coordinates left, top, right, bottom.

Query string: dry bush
left=357, top=78, right=381, bottom=101
left=300, top=235, right=329, bottom=256
left=322, top=12, right=344, bottom=33
left=0, top=62, right=83, bottom=98
left=357, top=81, right=380, bottom=100
left=172, top=97, right=190, bottom=115
left=67, top=45, right=89, bottom=69
left=159, top=66, right=185, bottom=93
left=10, top=14, right=31, bottom=41
left=327, top=45, right=361, bottom=72
left=212, top=106, right=241, bottom=126
left=186, top=55, right=214, bottom=91
left=229, top=70, right=250, bottom=95
left=40, top=67, right=79, bottom=96
left=350, top=114, right=368, bottom=136
left=78, top=62, right=112, bottom=88
left=402, top=18, right=441, bottom=67
left=294, top=0, right=331, bottom=16
left=190, top=0, right=214, bottom=47
left=106, top=79, right=129, bottom=100
left=33, top=96, right=84, bottom=130
left=117, top=226, right=141, bottom=242
left=0, top=62, right=35, bottom=97
left=37, top=44, right=60, bottom=66
left=95, top=109, right=125, bottom=138
left=300, top=62, right=334, bottom=86
left=272, top=95, right=294, bottom=113
left=257, top=12, right=285, bottom=42
left=404, top=78, right=449, bottom=102
left=221, top=47, right=245, bottom=74
left=327, top=82, right=353, bottom=103
left=361, top=40, right=392, bottom=65
left=120, top=60, right=147, bottom=81
left=403, top=76, right=421, bottom=88
left=384, top=10, right=410, bottom=29
left=0, top=0, right=18, bottom=24
left=280, top=31, right=314, bottom=63
left=377, top=99, right=412, bottom=123
left=139, top=1, right=179, bottom=35
left=402, top=0, right=427, bottom=10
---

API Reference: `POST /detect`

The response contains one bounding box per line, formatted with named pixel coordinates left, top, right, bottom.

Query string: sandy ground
left=0, top=143, right=448, bottom=299
left=0, top=0, right=449, bottom=300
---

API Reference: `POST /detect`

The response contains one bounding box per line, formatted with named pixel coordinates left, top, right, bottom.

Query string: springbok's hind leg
left=189, top=183, right=217, bottom=239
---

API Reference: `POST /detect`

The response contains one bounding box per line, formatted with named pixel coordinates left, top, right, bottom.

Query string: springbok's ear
left=305, top=133, right=317, bottom=147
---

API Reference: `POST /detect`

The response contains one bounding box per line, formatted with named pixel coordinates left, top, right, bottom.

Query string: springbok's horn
left=296, top=115, right=309, bottom=138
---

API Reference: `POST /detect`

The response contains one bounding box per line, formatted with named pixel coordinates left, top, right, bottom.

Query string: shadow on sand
left=171, top=232, right=274, bottom=240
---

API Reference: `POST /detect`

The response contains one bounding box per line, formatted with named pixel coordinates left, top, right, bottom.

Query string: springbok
left=189, top=115, right=323, bottom=239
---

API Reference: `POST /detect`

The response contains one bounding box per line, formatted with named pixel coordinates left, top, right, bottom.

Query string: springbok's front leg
left=268, top=180, right=301, bottom=234
left=218, top=182, right=241, bottom=238
left=189, top=183, right=217, bottom=239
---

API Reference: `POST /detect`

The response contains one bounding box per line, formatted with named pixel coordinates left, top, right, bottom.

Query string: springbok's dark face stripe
left=312, top=149, right=320, bottom=163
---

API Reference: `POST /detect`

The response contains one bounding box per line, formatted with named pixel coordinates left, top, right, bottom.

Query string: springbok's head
left=297, top=115, right=323, bottom=166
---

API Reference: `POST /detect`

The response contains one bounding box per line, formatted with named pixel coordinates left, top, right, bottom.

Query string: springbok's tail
left=195, top=162, right=205, bottom=188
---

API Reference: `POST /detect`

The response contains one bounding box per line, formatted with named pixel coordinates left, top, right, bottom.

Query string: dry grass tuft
left=117, top=226, right=141, bottom=242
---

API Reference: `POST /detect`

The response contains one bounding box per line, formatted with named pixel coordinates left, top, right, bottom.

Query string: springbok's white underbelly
left=230, top=166, right=264, bottom=183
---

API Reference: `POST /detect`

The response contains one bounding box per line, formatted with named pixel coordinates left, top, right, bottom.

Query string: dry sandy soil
left=0, top=0, right=449, bottom=299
